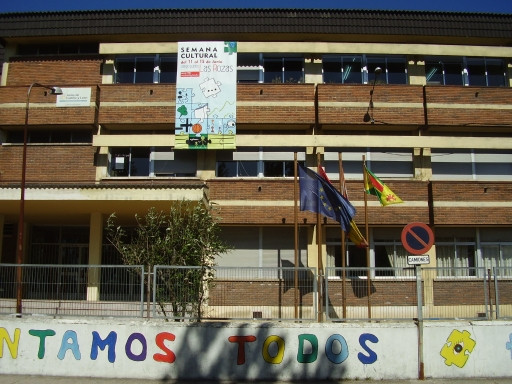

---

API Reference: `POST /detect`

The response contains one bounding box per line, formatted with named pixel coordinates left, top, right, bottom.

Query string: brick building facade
left=0, top=9, right=511, bottom=318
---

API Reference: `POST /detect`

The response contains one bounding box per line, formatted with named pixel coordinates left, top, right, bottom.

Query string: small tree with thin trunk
left=106, top=200, right=230, bottom=320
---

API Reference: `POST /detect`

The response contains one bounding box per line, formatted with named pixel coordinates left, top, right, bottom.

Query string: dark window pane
left=284, top=161, right=294, bottom=177
left=134, top=59, right=155, bottom=83
left=130, top=147, right=150, bottom=176
left=217, top=161, right=236, bottom=177
left=323, top=58, right=342, bottom=83
left=284, top=58, right=303, bottom=83
left=264, top=161, right=283, bottom=177
left=467, top=59, right=486, bottom=86
left=444, top=61, right=463, bottom=85
left=342, top=57, right=362, bottom=84
left=264, top=59, right=283, bottom=83
left=238, top=161, right=258, bottom=176
left=386, top=59, right=407, bottom=84
left=116, top=60, right=135, bottom=83
left=486, top=59, right=506, bottom=87
left=426, top=62, right=444, bottom=84
left=110, top=147, right=130, bottom=176
left=160, top=58, right=177, bottom=83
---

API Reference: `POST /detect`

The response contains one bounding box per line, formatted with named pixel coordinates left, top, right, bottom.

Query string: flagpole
left=316, top=152, right=323, bottom=322
left=339, top=152, right=347, bottom=319
left=363, top=155, right=372, bottom=319
left=293, top=152, right=299, bottom=320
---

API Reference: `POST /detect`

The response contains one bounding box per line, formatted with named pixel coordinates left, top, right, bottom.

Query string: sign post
left=401, top=222, right=434, bottom=381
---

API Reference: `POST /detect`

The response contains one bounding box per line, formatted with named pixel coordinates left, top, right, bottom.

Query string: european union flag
left=298, top=164, right=356, bottom=232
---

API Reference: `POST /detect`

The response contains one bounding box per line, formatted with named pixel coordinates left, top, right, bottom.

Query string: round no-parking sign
left=401, top=222, right=434, bottom=255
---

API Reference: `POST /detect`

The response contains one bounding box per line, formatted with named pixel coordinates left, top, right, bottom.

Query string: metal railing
left=152, top=266, right=317, bottom=321
left=0, top=264, right=144, bottom=317
left=0, top=264, right=510, bottom=321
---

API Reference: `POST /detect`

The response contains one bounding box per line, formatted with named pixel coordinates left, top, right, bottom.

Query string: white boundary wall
left=0, top=317, right=510, bottom=381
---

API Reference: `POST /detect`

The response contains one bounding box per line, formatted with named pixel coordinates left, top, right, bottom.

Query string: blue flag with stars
left=298, top=164, right=356, bottom=232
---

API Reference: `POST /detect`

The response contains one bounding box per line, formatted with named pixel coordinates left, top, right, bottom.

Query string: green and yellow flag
left=364, top=166, right=403, bottom=206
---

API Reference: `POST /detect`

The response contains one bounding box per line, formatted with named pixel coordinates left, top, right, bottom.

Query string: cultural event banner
left=175, top=41, right=237, bottom=149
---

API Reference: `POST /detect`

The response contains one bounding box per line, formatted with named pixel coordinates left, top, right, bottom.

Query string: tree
left=106, top=200, right=231, bottom=321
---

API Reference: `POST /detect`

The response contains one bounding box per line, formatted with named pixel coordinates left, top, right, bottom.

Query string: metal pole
left=362, top=155, right=371, bottom=319
left=339, top=153, right=347, bottom=319
left=293, top=152, right=299, bottom=320
left=416, top=265, right=424, bottom=380
left=16, top=83, right=62, bottom=315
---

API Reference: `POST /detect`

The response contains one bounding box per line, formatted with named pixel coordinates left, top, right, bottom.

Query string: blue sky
left=1, top=0, right=511, bottom=13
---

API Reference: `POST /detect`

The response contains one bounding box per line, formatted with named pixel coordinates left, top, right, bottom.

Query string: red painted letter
left=228, top=335, right=257, bottom=365
left=153, top=332, right=176, bottom=364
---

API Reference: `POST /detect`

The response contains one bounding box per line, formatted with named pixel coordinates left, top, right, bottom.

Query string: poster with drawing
left=175, top=41, right=237, bottom=149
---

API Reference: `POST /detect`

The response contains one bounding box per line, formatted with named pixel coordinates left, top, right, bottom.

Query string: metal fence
left=0, top=264, right=144, bottom=317
left=0, top=264, right=510, bottom=321
left=152, top=266, right=318, bottom=321
left=325, top=266, right=512, bottom=321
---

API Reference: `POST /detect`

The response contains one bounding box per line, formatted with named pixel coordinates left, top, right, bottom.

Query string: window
left=426, top=58, right=464, bottom=85
left=30, top=226, right=89, bottom=264
left=218, top=226, right=308, bottom=270
left=426, top=57, right=506, bottom=86
left=216, top=149, right=304, bottom=177
left=5, top=130, right=92, bottom=144
left=264, top=57, right=304, bottom=83
left=323, top=56, right=363, bottom=84
left=323, top=149, right=413, bottom=180
left=436, top=229, right=476, bottom=277
left=17, top=43, right=98, bottom=56
left=467, top=58, right=506, bottom=87
left=109, top=147, right=150, bottom=177
left=431, top=149, right=512, bottom=181
left=480, top=228, right=512, bottom=276
left=237, top=53, right=262, bottom=83
left=322, top=55, right=407, bottom=84
left=109, top=147, right=196, bottom=177
left=114, top=55, right=177, bottom=84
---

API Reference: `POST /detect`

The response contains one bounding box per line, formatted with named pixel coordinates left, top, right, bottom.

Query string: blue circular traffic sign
left=401, top=222, right=434, bottom=255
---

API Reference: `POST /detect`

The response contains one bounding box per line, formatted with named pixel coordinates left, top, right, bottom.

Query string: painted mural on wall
left=174, top=41, right=237, bottom=150
left=440, top=329, right=476, bottom=368
left=0, top=320, right=511, bottom=381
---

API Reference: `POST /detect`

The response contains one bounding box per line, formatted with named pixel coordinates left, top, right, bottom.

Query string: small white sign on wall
left=56, top=87, right=91, bottom=107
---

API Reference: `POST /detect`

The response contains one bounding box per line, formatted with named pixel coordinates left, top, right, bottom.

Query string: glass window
left=426, top=59, right=463, bottom=85
left=237, top=53, right=262, bottom=83
left=263, top=161, right=294, bottom=177
left=385, top=57, right=407, bottom=84
left=486, top=59, right=506, bottom=87
left=467, top=58, right=506, bottom=87
left=109, top=147, right=150, bottom=177
left=342, top=56, right=362, bottom=84
left=264, top=58, right=283, bottom=83
left=217, top=161, right=258, bottom=177
left=322, top=56, right=365, bottom=84
left=134, top=58, right=155, bottom=84
left=284, top=58, right=303, bottom=83
left=115, top=59, right=136, bottom=84
left=467, top=58, right=487, bottom=86
left=436, top=228, right=476, bottom=277
left=322, top=57, right=342, bottom=83
left=159, top=57, right=177, bottom=83
left=264, top=57, right=304, bottom=83
left=115, top=56, right=171, bottom=84
left=130, top=147, right=150, bottom=176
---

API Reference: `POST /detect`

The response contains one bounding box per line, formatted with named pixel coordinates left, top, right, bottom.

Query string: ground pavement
left=0, top=375, right=511, bottom=384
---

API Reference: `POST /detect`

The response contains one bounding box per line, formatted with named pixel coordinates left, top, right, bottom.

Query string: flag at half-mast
left=318, top=166, right=368, bottom=248
left=364, top=166, right=403, bottom=206
left=298, top=164, right=355, bottom=233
